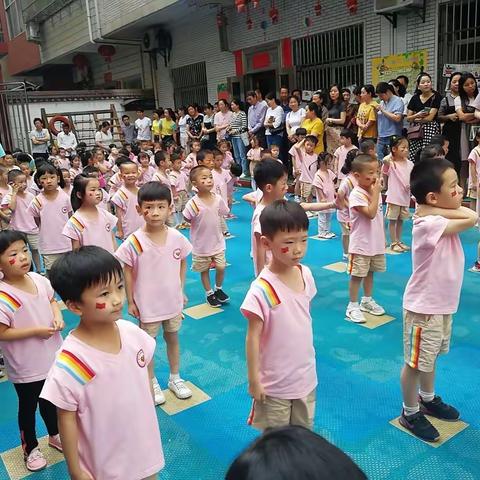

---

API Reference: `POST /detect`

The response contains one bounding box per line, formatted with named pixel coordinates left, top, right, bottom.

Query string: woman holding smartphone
left=405, top=72, right=442, bottom=162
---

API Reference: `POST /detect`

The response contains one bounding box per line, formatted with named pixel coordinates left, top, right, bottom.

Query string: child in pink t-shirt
left=182, top=139, right=201, bottom=175
left=247, top=136, right=263, bottom=188
left=62, top=174, right=117, bottom=253
left=61, top=169, right=73, bottom=199
left=241, top=200, right=317, bottom=431
left=334, top=129, right=358, bottom=181
left=213, top=149, right=232, bottom=237
left=468, top=130, right=480, bottom=271
left=0, top=166, right=11, bottom=228
left=28, top=163, right=72, bottom=276
left=110, top=161, right=144, bottom=239
left=346, top=154, right=386, bottom=324
left=0, top=230, right=64, bottom=472
left=399, top=158, right=478, bottom=442
left=169, top=155, right=189, bottom=228
left=183, top=165, right=229, bottom=308
left=293, top=136, right=319, bottom=202
left=382, top=137, right=413, bottom=252
left=116, top=182, right=193, bottom=406
left=137, top=152, right=156, bottom=186
left=312, top=152, right=337, bottom=239
left=40, top=246, right=164, bottom=479
left=2, top=170, right=41, bottom=272
left=69, top=154, right=83, bottom=180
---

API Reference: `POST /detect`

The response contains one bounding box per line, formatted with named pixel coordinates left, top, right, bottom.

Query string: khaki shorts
left=300, top=182, right=313, bottom=200
left=348, top=253, right=386, bottom=277
left=192, top=251, right=226, bottom=272
left=25, top=233, right=39, bottom=251
left=339, top=222, right=350, bottom=235
left=140, top=313, right=183, bottom=337
left=386, top=204, right=410, bottom=221
left=247, top=389, right=316, bottom=431
left=42, top=253, right=65, bottom=271
left=403, top=310, right=452, bottom=373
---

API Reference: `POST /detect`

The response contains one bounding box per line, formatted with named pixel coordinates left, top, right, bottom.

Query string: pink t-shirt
left=1, top=191, right=39, bottom=234
left=137, top=165, right=156, bottom=186
left=212, top=168, right=231, bottom=204
left=115, top=228, right=192, bottom=322
left=222, top=151, right=234, bottom=169
left=348, top=186, right=385, bottom=256
left=111, top=186, right=144, bottom=238
left=62, top=208, right=117, bottom=253
left=152, top=170, right=172, bottom=189
left=336, top=175, right=356, bottom=224
left=334, top=145, right=357, bottom=180
left=240, top=265, right=317, bottom=398
left=169, top=170, right=188, bottom=194
left=403, top=215, right=464, bottom=315
left=182, top=153, right=197, bottom=174
left=251, top=203, right=269, bottom=277
left=99, top=188, right=109, bottom=211
left=28, top=189, right=73, bottom=254
left=108, top=172, right=123, bottom=195
left=468, top=146, right=480, bottom=185
left=312, top=169, right=336, bottom=210
left=40, top=320, right=164, bottom=479
left=247, top=147, right=262, bottom=162
left=383, top=159, right=413, bottom=207
left=27, top=178, right=40, bottom=196
left=183, top=193, right=229, bottom=256
left=298, top=150, right=318, bottom=184
left=56, top=157, right=70, bottom=170
left=0, top=273, right=62, bottom=383
left=69, top=166, right=83, bottom=179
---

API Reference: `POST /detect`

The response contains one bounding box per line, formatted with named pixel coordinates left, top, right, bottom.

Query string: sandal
left=390, top=242, right=404, bottom=253
left=399, top=242, right=411, bottom=251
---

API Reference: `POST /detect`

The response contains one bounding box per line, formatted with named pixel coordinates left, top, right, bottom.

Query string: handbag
left=240, top=131, right=250, bottom=147
left=407, top=123, right=424, bottom=140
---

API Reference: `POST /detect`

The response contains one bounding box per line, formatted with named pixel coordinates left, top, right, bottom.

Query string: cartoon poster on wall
left=372, top=50, right=428, bottom=92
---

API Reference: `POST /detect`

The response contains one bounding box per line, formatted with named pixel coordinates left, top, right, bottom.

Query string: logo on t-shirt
left=105, top=224, right=111, bottom=232
left=61, top=206, right=68, bottom=214
left=173, top=248, right=181, bottom=260
left=136, top=349, right=146, bottom=368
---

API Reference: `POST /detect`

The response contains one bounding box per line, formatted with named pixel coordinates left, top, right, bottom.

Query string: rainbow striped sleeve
left=0, top=291, right=21, bottom=313
left=56, top=350, right=95, bottom=385
left=408, top=326, right=422, bottom=369
left=254, top=278, right=281, bottom=308
left=128, top=234, right=143, bottom=256
left=118, top=189, right=128, bottom=202
left=69, top=216, right=85, bottom=234
left=33, top=197, right=42, bottom=210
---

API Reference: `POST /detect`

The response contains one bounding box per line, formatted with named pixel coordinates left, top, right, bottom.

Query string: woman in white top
left=455, top=71, right=480, bottom=192
left=177, top=106, right=188, bottom=149
left=29, top=118, right=51, bottom=163
left=264, top=92, right=285, bottom=148
left=95, top=121, right=113, bottom=152
left=285, top=95, right=306, bottom=142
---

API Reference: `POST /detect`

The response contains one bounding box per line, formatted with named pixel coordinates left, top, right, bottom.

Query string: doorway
left=244, top=70, right=277, bottom=98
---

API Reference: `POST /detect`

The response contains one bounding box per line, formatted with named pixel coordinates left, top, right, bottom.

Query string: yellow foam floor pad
left=358, top=312, right=395, bottom=329
left=390, top=416, right=469, bottom=447
left=159, top=382, right=211, bottom=415
left=183, top=303, right=224, bottom=319
left=323, top=262, right=347, bottom=273
left=1, top=436, right=64, bottom=480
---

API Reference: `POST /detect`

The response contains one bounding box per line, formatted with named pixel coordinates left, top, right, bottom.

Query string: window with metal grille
left=171, top=61, right=208, bottom=108
left=438, top=0, right=480, bottom=90
left=293, top=24, right=364, bottom=91
left=4, top=0, right=24, bottom=38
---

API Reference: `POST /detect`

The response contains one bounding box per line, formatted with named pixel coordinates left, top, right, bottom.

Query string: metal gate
left=438, top=0, right=480, bottom=90
left=171, top=61, right=208, bottom=108
left=0, top=82, right=31, bottom=153
left=293, top=24, right=364, bottom=91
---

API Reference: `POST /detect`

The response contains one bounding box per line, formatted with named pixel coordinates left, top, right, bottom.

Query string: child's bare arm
left=300, top=201, right=335, bottom=212
left=356, top=180, right=381, bottom=219
left=245, top=312, right=265, bottom=402
left=114, top=206, right=124, bottom=238
left=416, top=205, right=475, bottom=219
left=58, top=409, right=93, bottom=480
left=242, top=191, right=257, bottom=207
left=0, top=322, right=56, bottom=340
left=123, top=265, right=139, bottom=319
left=254, top=232, right=266, bottom=273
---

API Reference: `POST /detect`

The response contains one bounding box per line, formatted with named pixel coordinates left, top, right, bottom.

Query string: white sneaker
left=152, top=378, right=166, bottom=405
left=346, top=305, right=366, bottom=323
left=306, top=211, right=317, bottom=218
left=168, top=378, right=193, bottom=399
left=316, top=232, right=330, bottom=239
left=360, top=298, right=385, bottom=316
left=342, top=253, right=349, bottom=261
left=322, top=232, right=336, bottom=239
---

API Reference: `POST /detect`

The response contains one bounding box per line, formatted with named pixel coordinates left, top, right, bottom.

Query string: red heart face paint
left=281, top=247, right=289, bottom=254
left=451, top=190, right=457, bottom=197
left=95, top=302, right=106, bottom=310
left=8, top=258, right=15, bottom=265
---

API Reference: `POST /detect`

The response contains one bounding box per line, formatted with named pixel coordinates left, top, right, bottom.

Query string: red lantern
left=346, top=0, right=358, bottom=14
left=235, top=0, right=246, bottom=12
left=97, top=45, right=116, bottom=63
left=269, top=0, right=278, bottom=24
left=72, top=54, right=88, bottom=68
left=314, top=1, right=321, bottom=16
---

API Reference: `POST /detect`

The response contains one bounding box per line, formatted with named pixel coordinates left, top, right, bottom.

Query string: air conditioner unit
left=143, top=29, right=157, bottom=52
left=374, top=0, right=423, bottom=14
left=25, top=21, right=41, bottom=44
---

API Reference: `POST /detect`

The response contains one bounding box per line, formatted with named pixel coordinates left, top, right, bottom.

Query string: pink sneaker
left=25, top=447, right=47, bottom=472
left=48, top=434, right=63, bottom=452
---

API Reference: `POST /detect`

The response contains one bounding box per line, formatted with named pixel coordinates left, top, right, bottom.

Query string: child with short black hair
left=212, top=149, right=231, bottom=237
left=241, top=200, right=317, bottom=431
left=346, top=154, right=386, bottom=323
left=152, top=150, right=172, bottom=189
left=251, top=159, right=288, bottom=276
left=116, top=182, right=193, bottom=406
left=292, top=135, right=319, bottom=202
left=183, top=139, right=201, bottom=174
left=137, top=151, right=156, bottom=186
left=40, top=246, right=165, bottom=479
left=399, top=158, right=477, bottom=442
left=183, top=166, right=230, bottom=308
left=28, top=163, right=72, bottom=276
left=1, top=170, right=41, bottom=272
left=0, top=230, right=63, bottom=472
left=62, top=174, right=117, bottom=253
left=111, top=161, right=144, bottom=239
left=359, top=139, right=377, bottom=159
